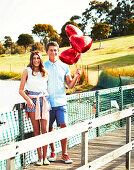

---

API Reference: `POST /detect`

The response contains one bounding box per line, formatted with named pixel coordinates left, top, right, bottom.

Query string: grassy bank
left=0, top=35, right=134, bottom=79
left=104, top=65, right=134, bottom=78
left=0, top=71, right=21, bottom=80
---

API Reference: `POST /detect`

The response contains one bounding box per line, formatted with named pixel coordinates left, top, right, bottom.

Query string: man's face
left=47, top=46, right=59, bottom=63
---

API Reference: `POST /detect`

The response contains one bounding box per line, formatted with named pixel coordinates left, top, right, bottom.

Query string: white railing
left=77, top=107, right=134, bottom=170
left=0, top=107, right=134, bottom=170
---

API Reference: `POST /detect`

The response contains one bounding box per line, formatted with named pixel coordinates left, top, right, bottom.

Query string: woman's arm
left=19, top=69, right=34, bottom=110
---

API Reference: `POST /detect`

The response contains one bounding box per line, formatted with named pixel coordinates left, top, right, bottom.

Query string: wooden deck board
left=26, top=125, right=134, bottom=170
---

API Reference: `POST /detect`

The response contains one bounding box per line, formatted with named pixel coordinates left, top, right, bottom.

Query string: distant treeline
left=0, top=0, right=133, bottom=55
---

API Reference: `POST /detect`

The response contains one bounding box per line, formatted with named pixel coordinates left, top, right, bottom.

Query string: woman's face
left=32, top=54, right=41, bottom=67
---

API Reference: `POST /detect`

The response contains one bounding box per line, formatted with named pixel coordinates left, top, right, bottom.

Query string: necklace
left=33, top=71, right=39, bottom=76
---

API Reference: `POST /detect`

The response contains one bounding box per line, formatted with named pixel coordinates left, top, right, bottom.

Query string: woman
left=19, top=51, right=50, bottom=166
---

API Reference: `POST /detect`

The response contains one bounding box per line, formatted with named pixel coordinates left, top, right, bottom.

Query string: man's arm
left=65, top=68, right=81, bottom=89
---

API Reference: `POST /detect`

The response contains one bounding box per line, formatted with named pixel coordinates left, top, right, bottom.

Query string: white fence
left=0, top=107, right=134, bottom=170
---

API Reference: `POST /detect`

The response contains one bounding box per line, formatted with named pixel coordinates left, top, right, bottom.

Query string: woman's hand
left=27, top=99, right=35, bottom=110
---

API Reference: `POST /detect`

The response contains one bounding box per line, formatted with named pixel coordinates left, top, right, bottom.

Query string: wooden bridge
left=1, top=107, right=134, bottom=170
left=27, top=125, right=134, bottom=170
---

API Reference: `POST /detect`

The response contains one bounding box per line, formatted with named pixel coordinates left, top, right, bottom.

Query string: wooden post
left=81, top=130, right=88, bottom=166
left=126, top=116, right=131, bottom=170
left=16, top=103, right=25, bottom=168
left=10, top=64, right=11, bottom=72
left=6, top=157, right=15, bottom=170
left=16, top=103, right=25, bottom=141
left=119, top=86, right=123, bottom=127
left=87, top=65, right=89, bottom=83
left=95, top=91, right=100, bottom=136
left=97, top=65, right=99, bottom=80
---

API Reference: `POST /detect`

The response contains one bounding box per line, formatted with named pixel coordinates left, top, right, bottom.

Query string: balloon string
left=80, top=54, right=84, bottom=70
left=78, top=55, right=84, bottom=103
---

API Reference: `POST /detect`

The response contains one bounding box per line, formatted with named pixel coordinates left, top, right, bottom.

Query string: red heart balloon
left=59, top=48, right=81, bottom=65
left=65, top=24, right=83, bottom=38
left=70, top=35, right=92, bottom=53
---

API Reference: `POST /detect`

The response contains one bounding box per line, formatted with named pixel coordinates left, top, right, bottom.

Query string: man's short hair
left=46, top=41, right=59, bottom=51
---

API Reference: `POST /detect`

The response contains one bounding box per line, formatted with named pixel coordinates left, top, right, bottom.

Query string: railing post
left=16, top=103, right=25, bottom=141
left=6, top=157, right=15, bottom=170
left=126, top=115, right=131, bottom=170
left=81, top=130, right=88, bottom=166
left=16, top=103, right=25, bottom=168
left=95, top=90, right=100, bottom=136
left=119, top=86, right=123, bottom=127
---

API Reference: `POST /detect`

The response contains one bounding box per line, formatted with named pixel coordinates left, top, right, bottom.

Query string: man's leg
left=48, top=108, right=57, bottom=162
left=60, top=123, right=67, bottom=154
left=56, top=105, right=72, bottom=163
left=60, top=123, right=72, bottom=164
left=48, top=126, right=57, bottom=162
left=49, top=126, right=55, bottom=153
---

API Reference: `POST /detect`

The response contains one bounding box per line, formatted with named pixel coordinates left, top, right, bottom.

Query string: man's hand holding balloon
left=75, top=68, right=81, bottom=79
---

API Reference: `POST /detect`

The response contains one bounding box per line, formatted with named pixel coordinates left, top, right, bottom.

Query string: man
left=44, top=41, right=81, bottom=164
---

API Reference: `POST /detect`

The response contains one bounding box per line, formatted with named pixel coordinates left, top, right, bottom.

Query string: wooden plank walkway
left=26, top=125, right=134, bottom=170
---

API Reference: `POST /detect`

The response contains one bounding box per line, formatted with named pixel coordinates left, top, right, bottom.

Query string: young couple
left=19, top=41, right=81, bottom=166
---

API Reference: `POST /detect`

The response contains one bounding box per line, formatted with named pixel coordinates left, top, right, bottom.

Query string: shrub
left=13, top=46, right=25, bottom=54
left=79, top=71, right=87, bottom=84
left=0, top=54, right=6, bottom=57
left=0, top=71, right=21, bottom=80
left=0, top=43, right=4, bottom=54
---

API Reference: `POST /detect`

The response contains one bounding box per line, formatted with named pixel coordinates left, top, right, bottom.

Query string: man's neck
left=49, top=59, right=57, bottom=63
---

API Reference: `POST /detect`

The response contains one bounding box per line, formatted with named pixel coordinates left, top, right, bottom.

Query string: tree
left=0, top=42, right=4, bottom=54
left=60, top=21, right=79, bottom=47
left=91, top=23, right=111, bottom=48
left=49, top=33, right=61, bottom=46
left=70, top=15, right=85, bottom=33
left=70, top=15, right=81, bottom=21
left=126, top=18, right=134, bottom=35
left=31, top=42, right=43, bottom=52
left=4, top=36, right=12, bottom=55
left=17, top=34, right=34, bottom=53
left=32, top=24, right=59, bottom=50
left=108, top=0, right=133, bottom=37
left=82, top=0, right=113, bottom=34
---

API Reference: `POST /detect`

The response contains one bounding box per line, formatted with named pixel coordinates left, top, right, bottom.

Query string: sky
left=0, top=0, right=91, bottom=42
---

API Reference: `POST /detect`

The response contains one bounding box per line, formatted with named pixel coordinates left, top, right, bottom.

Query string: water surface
left=0, top=80, right=24, bottom=112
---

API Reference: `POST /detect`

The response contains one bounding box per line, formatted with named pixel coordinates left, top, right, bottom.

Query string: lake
left=0, top=80, right=25, bottom=112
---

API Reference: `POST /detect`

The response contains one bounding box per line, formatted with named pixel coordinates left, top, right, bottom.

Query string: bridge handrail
left=0, top=107, right=134, bottom=169
left=77, top=107, right=134, bottom=170
left=66, top=84, right=134, bottom=100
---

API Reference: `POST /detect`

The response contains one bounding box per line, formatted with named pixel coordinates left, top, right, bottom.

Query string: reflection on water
left=0, top=80, right=24, bottom=112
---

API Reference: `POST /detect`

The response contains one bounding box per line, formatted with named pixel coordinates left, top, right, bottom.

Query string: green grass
left=0, top=35, right=134, bottom=78
left=80, top=35, right=134, bottom=69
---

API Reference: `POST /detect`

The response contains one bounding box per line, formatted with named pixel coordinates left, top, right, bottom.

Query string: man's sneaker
left=61, top=153, right=73, bottom=164
left=48, top=152, right=56, bottom=162
left=43, top=158, right=50, bottom=165
left=35, top=159, right=43, bottom=166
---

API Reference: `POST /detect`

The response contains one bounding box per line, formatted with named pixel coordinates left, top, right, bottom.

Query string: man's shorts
left=49, top=105, right=68, bottom=127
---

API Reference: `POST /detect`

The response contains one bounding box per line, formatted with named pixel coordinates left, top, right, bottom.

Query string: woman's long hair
left=27, top=51, right=47, bottom=77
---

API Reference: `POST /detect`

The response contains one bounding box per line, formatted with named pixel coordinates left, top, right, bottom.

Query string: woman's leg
left=40, top=113, right=49, bottom=160
left=29, top=112, right=42, bottom=161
